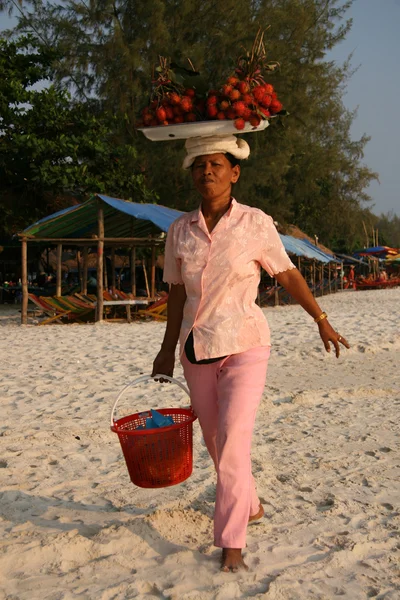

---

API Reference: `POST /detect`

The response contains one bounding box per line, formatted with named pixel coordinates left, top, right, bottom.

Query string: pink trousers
left=181, top=345, right=270, bottom=548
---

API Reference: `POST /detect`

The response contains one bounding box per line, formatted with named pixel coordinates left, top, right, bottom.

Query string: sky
left=1, top=0, right=399, bottom=217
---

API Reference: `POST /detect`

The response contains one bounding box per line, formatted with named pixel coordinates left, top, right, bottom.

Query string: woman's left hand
left=318, top=319, right=350, bottom=358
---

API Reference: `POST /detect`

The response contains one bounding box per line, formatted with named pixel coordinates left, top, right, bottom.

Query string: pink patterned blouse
left=163, top=198, right=296, bottom=360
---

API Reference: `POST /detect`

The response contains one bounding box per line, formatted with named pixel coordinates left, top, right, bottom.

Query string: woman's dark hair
left=225, top=152, right=241, bottom=168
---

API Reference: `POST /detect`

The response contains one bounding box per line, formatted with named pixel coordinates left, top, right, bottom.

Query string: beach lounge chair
left=137, top=295, right=168, bottom=321
left=28, top=294, right=72, bottom=325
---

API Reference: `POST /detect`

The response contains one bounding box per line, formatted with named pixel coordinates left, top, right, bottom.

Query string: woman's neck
left=201, top=194, right=232, bottom=219
left=201, top=195, right=232, bottom=233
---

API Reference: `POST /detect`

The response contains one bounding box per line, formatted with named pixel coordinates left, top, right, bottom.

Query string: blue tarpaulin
left=279, top=235, right=335, bottom=263
left=22, top=194, right=336, bottom=263
left=23, top=194, right=184, bottom=238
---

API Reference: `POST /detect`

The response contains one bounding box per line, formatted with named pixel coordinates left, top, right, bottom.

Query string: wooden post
left=56, top=243, right=62, bottom=296
left=82, top=247, right=88, bottom=294
left=131, top=247, right=136, bottom=296
left=274, top=277, right=279, bottom=306
left=77, top=249, right=82, bottom=291
left=21, top=238, right=28, bottom=325
left=340, top=261, right=344, bottom=291
left=111, top=248, right=116, bottom=293
left=328, top=263, right=331, bottom=294
left=104, top=254, right=108, bottom=291
left=143, top=259, right=150, bottom=298
left=311, top=261, right=315, bottom=296
left=320, top=264, right=324, bottom=296
left=97, top=202, right=104, bottom=321
left=151, top=244, right=156, bottom=299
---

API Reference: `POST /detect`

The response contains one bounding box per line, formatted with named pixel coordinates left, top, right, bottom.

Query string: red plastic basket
left=110, top=375, right=197, bottom=488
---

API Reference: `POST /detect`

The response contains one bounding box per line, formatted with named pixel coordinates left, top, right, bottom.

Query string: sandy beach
left=0, top=288, right=399, bottom=600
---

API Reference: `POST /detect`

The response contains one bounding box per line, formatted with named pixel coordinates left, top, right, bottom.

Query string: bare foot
left=248, top=503, right=264, bottom=524
left=220, top=548, right=249, bottom=573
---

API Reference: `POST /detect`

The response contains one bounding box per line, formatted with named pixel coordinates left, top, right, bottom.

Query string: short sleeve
left=259, top=214, right=296, bottom=276
left=163, top=220, right=184, bottom=285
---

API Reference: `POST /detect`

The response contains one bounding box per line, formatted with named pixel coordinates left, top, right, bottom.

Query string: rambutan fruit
left=165, top=106, right=174, bottom=120
left=233, top=101, right=246, bottom=116
left=173, top=105, right=183, bottom=116
left=234, top=117, right=246, bottom=130
left=222, top=84, right=233, bottom=96
left=259, top=108, right=271, bottom=118
left=149, top=119, right=158, bottom=126
left=242, top=107, right=252, bottom=121
left=184, top=88, right=196, bottom=98
left=185, top=112, right=197, bottom=122
left=271, top=92, right=277, bottom=100
left=156, top=107, right=167, bottom=122
left=264, top=83, right=274, bottom=95
left=169, top=92, right=181, bottom=105
left=174, top=115, right=184, bottom=123
left=261, top=94, right=272, bottom=107
left=269, top=100, right=283, bottom=113
left=242, top=94, right=253, bottom=105
left=207, top=104, right=218, bottom=118
left=238, top=81, right=250, bottom=94
left=249, top=114, right=261, bottom=127
left=226, top=108, right=236, bottom=120
left=216, top=111, right=226, bottom=120
left=180, top=96, right=193, bottom=112
left=220, top=100, right=230, bottom=111
left=253, top=86, right=266, bottom=104
left=227, top=76, right=239, bottom=86
left=207, top=95, right=218, bottom=106
left=229, top=89, right=241, bottom=101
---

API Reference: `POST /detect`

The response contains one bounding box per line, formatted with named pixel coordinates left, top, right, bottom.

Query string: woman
left=152, top=134, right=349, bottom=573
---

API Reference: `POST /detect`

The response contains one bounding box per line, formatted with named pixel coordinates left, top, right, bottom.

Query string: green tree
left=0, top=35, right=154, bottom=236
left=375, top=212, right=400, bottom=248
left=1, top=1, right=380, bottom=254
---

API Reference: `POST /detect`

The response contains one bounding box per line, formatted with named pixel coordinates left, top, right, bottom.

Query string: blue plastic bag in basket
left=137, top=409, right=174, bottom=430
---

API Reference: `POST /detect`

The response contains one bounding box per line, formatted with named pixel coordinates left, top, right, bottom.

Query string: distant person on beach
left=152, top=135, right=350, bottom=573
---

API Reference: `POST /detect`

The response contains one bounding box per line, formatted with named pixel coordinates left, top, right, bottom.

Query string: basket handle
left=110, top=374, right=190, bottom=428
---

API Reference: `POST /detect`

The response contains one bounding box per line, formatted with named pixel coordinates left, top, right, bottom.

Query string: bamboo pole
left=21, top=238, right=28, bottom=325
left=312, top=260, right=316, bottom=297
left=328, top=263, right=331, bottom=294
left=320, top=264, right=324, bottom=296
left=104, top=259, right=108, bottom=291
left=143, top=259, right=150, bottom=298
left=362, top=221, right=369, bottom=248
left=97, top=202, right=104, bottom=321
left=76, top=249, right=82, bottom=291
left=20, top=236, right=163, bottom=244
left=274, top=277, right=279, bottom=306
left=111, top=248, right=116, bottom=293
left=131, top=247, right=136, bottom=296
left=56, top=243, right=62, bottom=296
left=151, top=245, right=156, bottom=299
left=82, top=247, right=88, bottom=294
left=340, top=261, right=344, bottom=291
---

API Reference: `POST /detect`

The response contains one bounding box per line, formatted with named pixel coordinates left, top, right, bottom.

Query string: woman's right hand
left=151, top=348, right=175, bottom=381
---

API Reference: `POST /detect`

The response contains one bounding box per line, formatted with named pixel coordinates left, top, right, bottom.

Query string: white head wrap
left=182, top=134, right=250, bottom=169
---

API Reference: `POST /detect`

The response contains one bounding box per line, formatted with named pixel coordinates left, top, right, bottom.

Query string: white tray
left=138, top=119, right=269, bottom=141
